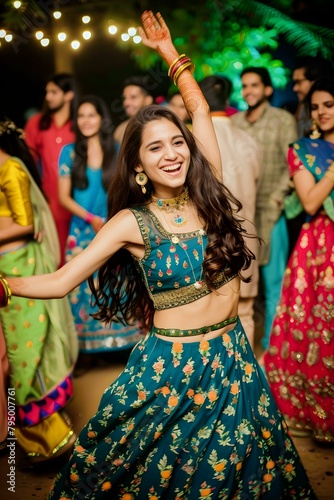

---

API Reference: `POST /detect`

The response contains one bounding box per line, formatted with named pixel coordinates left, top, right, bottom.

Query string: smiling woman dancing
left=0, top=11, right=316, bottom=499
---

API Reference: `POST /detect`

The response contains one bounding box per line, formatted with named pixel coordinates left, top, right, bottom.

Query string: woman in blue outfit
left=58, top=96, right=143, bottom=372
left=1, top=11, right=315, bottom=499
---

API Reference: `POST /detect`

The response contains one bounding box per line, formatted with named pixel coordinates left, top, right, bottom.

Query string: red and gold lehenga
left=264, top=137, right=334, bottom=443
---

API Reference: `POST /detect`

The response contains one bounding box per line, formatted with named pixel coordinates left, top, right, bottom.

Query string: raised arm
left=139, top=11, right=222, bottom=178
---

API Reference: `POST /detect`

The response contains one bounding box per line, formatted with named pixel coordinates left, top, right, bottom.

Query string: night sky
left=0, top=0, right=332, bottom=126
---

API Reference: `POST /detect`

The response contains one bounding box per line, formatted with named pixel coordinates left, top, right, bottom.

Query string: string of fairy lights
left=0, top=1, right=142, bottom=50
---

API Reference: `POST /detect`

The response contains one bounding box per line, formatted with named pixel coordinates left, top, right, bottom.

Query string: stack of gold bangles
left=0, top=274, right=12, bottom=307
left=168, top=53, right=195, bottom=86
left=324, top=162, right=334, bottom=183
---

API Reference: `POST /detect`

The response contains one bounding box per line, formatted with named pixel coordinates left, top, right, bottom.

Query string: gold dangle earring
left=309, top=120, right=321, bottom=139
left=135, top=172, right=148, bottom=194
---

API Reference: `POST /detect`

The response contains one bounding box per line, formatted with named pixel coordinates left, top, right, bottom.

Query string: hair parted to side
left=89, top=104, right=257, bottom=331
left=72, top=94, right=117, bottom=191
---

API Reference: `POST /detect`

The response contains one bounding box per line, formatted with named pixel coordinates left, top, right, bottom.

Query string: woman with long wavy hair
left=1, top=11, right=315, bottom=499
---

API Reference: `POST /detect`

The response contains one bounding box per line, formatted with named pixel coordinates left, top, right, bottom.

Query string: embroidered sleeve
left=59, top=143, right=75, bottom=177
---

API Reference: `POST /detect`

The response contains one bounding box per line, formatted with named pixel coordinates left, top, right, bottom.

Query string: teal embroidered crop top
left=129, top=206, right=237, bottom=310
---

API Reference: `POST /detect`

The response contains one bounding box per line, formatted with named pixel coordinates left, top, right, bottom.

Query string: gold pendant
left=171, top=214, right=188, bottom=227
left=171, top=235, right=180, bottom=244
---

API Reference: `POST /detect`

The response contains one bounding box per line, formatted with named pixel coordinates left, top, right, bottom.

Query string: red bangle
left=85, top=212, right=94, bottom=224
left=170, top=57, right=191, bottom=82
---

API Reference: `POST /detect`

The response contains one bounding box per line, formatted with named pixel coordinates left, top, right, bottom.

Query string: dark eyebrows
left=311, top=99, right=334, bottom=106
left=145, top=134, right=184, bottom=148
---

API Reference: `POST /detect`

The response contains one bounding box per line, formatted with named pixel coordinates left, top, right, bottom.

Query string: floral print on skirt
left=49, top=319, right=315, bottom=499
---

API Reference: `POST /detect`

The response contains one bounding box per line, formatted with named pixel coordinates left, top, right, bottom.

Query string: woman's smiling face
left=311, top=90, right=334, bottom=135
left=137, top=118, right=190, bottom=198
left=77, top=102, right=102, bottom=138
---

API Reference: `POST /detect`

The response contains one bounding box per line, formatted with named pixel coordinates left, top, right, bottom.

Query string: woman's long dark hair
left=71, top=95, right=116, bottom=191
left=39, top=73, right=77, bottom=130
left=89, top=105, right=257, bottom=330
left=0, top=117, right=44, bottom=195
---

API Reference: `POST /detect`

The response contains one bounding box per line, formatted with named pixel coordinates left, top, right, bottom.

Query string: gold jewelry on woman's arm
left=168, top=54, right=195, bottom=85
left=324, top=162, right=334, bottom=184
left=140, top=12, right=207, bottom=116
left=173, top=61, right=195, bottom=85
left=167, top=54, right=186, bottom=76
left=168, top=52, right=208, bottom=115
left=0, top=274, right=12, bottom=307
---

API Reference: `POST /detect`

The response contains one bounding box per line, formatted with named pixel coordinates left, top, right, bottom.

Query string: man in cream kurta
left=232, top=67, right=298, bottom=353
left=199, top=76, right=261, bottom=347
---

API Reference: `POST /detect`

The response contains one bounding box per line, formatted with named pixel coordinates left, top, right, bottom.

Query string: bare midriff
left=0, top=216, right=31, bottom=253
left=153, top=276, right=240, bottom=343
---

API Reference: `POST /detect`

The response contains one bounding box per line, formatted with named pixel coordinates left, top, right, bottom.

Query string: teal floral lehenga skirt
left=49, top=319, right=316, bottom=499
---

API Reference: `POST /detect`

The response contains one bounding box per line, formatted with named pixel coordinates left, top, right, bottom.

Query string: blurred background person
left=24, top=73, right=78, bottom=266
left=199, top=75, right=261, bottom=348
left=285, top=56, right=334, bottom=256
left=292, top=56, right=334, bottom=139
left=232, top=67, right=298, bottom=359
left=0, top=118, right=78, bottom=467
left=264, top=76, right=334, bottom=443
left=113, top=75, right=154, bottom=146
left=167, top=91, right=191, bottom=127
left=58, top=95, right=143, bottom=376
left=220, top=74, right=239, bottom=117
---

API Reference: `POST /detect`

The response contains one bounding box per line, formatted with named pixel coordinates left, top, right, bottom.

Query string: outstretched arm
left=0, top=209, right=141, bottom=302
left=139, top=11, right=222, bottom=179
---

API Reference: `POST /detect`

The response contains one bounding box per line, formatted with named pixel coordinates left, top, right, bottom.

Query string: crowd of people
left=0, top=8, right=333, bottom=498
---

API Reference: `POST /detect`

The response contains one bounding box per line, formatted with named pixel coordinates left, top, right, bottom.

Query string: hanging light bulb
left=35, top=31, right=43, bottom=40
left=13, top=1, right=22, bottom=8
left=71, top=40, right=80, bottom=50
left=133, top=35, right=141, bottom=44
left=121, top=33, right=130, bottom=41
left=82, top=16, right=90, bottom=24
left=5, top=34, right=13, bottom=42
left=82, top=30, right=92, bottom=40
left=0, top=30, right=6, bottom=38
left=41, top=38, right=50, bottom=47
left=53, top=11, right=62, bottom=20
left=108, top=25, right=117, bottom=35
left=57, top=32, right=67, bottom=41
left=128, top=27, right=136, bottom=36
